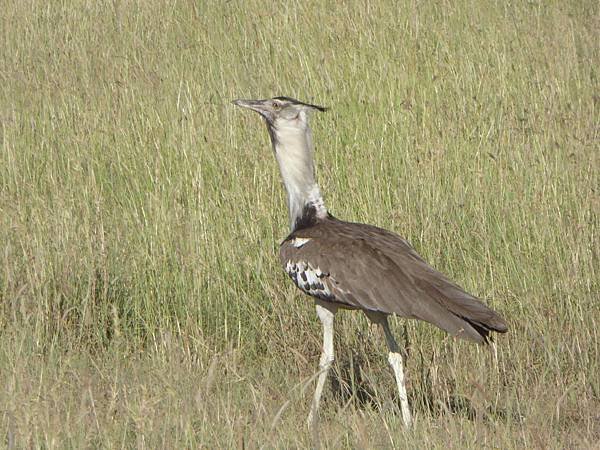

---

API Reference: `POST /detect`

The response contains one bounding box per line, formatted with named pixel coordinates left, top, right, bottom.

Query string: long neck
left=270, top=122, right=328, bottom=232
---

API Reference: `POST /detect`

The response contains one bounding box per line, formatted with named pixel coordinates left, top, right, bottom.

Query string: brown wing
left=280, top=218, right=508, bottom=343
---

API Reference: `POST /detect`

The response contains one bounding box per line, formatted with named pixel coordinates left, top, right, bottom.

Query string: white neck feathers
left=271, top=118, right=327, bottom=231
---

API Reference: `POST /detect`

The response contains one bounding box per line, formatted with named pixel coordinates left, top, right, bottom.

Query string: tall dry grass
left=1, top=0, right=598, bottom=447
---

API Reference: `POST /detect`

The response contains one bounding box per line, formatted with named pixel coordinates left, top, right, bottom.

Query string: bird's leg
left=307, top=300, right=337, bottom=430
left=365, top=311, right=412, bottom=427
left=381, top=317, right=412, bottom=427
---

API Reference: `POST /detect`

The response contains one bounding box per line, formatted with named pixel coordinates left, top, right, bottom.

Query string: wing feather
left=280, top=219, right=508, bottom=343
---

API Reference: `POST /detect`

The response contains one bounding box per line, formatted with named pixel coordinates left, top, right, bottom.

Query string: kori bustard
left=233, top=96, right=508, bottom=428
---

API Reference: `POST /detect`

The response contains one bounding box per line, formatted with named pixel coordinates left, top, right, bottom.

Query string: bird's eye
left=272, top=102, right=280, bottom=109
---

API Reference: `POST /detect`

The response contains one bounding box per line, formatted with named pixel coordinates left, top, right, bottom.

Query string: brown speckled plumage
left=281, top=214, right=508, bottom=343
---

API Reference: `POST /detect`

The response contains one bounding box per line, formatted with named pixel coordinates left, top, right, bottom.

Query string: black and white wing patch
left=284, top=260, right=335, bottom=302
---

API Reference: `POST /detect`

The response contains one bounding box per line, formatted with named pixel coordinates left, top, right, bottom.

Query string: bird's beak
left=232, top=99, right=270, bottom=115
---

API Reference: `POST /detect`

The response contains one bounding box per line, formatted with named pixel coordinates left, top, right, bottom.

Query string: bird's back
left=280, top=217, right=508, bottom=343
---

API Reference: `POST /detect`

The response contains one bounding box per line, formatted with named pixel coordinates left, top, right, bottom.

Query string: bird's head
left=233, top=96, right=329, bottom=229
left=232, top=96, right=326, bottom=135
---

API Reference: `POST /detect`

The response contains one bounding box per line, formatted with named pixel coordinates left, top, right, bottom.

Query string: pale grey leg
left=381, top=318, right=412, bottom=427
left=307, top=300, right=337, bottom=430
left=365, top=311, right=413, bottom=427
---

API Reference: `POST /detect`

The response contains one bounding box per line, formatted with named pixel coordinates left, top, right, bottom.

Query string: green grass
left=1, top=0, right=598, bottom=447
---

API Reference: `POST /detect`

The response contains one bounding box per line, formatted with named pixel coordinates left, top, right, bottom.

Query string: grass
left=1, top=0, right=598, bottom=447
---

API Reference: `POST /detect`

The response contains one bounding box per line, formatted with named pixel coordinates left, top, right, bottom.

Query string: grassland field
left=0, top=0, right=598, bottom=448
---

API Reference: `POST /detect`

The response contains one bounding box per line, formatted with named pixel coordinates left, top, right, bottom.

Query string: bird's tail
left=437, top=294, right=508, bottom=343
left=454, top=311, right=508, bottom=343
left=414, top=278, right=509, bottom=344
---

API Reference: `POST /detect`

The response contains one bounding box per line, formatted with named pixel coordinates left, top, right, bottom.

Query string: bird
left=232, top=96, right=508, bottom=429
